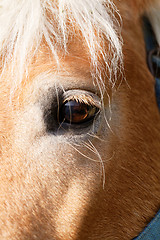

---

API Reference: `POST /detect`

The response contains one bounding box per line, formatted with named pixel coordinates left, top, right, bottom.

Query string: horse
left=0, top=0, right=160, bottom=239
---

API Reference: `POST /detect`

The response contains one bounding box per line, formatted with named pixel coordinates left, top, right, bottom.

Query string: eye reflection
left=59, top=100, right=99, bottom=124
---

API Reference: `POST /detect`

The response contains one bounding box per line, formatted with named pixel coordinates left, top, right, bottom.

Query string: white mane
left=0, top=0, right=123, bottom=91
left=147, top=6, right=160, bottom=46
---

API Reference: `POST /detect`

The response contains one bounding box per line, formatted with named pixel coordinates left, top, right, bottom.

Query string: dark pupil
left=60, top=100, right=94, bottom=124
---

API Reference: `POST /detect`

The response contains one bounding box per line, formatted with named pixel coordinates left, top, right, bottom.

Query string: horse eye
left=59, top=100, right=99, bottom=124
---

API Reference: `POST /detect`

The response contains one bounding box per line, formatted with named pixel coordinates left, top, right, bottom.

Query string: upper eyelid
left=61, top=90, right=101, bottom=109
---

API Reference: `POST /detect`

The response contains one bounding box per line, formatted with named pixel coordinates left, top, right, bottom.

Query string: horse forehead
left=25, top=47, right=94, bottom=95
left=0, top=0, right=123, bottom=97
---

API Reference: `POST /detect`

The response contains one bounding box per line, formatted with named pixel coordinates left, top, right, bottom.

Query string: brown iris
left=59, top=100, right=98, bottom=124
